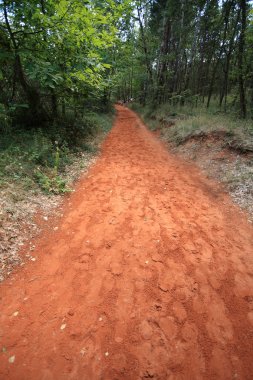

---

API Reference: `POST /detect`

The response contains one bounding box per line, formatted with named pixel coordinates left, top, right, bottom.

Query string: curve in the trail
left=0, top=105, right=253, bottom=380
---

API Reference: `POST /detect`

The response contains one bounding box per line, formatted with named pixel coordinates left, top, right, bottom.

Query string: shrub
left=0, top=107, right=114, bottom=194
left=34, top=170, right=70, bottom=194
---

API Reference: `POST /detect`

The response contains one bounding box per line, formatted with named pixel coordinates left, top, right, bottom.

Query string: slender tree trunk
left=184, top=9, right=200, bottom=93
left=51, top=89, right=58, bottom=117
left=62, top=98, right=66, bottom=117
left=238, top=0, right=247, bottom=118
left=250, top=77, right=253, bottom=119
left=136, top=4, right=153, bottom=82
left=157, top=15, right=171, bottom=103
left=207, top=0, right=233, bottom=108
left=220, top=6, right=239, bottom=111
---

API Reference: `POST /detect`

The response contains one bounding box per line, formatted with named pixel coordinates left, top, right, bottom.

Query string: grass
left=131, top=102, right=253, bottom=152
left=0, top=111, right=114, bottom=195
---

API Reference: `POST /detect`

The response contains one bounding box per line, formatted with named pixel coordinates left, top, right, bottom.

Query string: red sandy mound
left=0, top=106, right=253, bottom=379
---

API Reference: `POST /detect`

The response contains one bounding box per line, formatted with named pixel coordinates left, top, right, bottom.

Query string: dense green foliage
left=0, top=0, right=132, bottom=126
left=115, top=0, right=253, bottom=119
left=0, top=111, right=113, bottom=193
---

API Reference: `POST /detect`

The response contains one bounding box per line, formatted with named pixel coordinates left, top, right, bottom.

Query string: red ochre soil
left=1, top=106, right=253, bottom=380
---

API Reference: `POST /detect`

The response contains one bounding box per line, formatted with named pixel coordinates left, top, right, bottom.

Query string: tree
left=115, top=0, right=252, bottom=118
left=238, top=0, right=247, bottom=118
left=0, top=0, right=132, bottom=126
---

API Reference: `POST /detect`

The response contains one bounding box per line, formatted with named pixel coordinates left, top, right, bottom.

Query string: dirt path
left=1, top=106, right=253, bottom=380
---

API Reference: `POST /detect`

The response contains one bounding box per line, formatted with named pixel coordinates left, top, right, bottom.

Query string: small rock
left=12, top=311, right=19, bottom=317
left=158, top=283, right=169, bottom=292
left=9, top=355, right=15, bottom=363
left=151, top=254, right=163, bottom=263
left=30, top=257, right=36, bottom=262
left=60, top=324, right=67, bottom=330
left=105, top=352, right=109, bottom=357
left=43, top=216, right=48, bottom=221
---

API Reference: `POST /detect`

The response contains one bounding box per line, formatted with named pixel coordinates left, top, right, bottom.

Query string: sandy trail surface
left=1, top=106, right=253, bottom=380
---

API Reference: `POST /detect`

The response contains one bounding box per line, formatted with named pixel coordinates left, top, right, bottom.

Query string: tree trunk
left=156, top=15, right=171, bottom=103
left=207, top=0, right=233, bottom=108
left=238, top=0, right=247, bottom=118
left=51, top=89, right=58, bottom=117
left=136, top=4, right=153, bottom=83
left=220, top=5, right=239, bottom=111
left=3, top=1, right=48, bottom=125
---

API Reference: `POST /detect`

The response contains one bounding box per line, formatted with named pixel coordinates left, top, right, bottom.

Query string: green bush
left=0, top=109, right=114, bottom=194
left=34, top=170, right=70, bottom=194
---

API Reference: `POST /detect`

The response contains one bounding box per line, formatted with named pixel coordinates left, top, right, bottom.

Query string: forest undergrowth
left=0, top=111, right=113, bottom=194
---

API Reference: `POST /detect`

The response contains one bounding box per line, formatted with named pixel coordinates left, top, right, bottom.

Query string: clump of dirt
left=0, top=151, right=97, bottom=282
left=165, top=134, right=253, bottom=221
